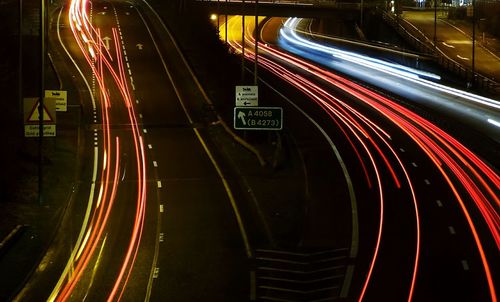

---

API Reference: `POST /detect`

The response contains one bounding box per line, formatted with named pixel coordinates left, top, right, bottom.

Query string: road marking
left=159, top=233, right=164, bottom=242
left=127, top=69, right=132, bottom=76
left=157, top=181, right=162, bottom=188
left=487, top=118, right=500, bottom=128
left=250, top=270, right=256, bottom=301
left=136, top=99, right=140, bottom=104
left=442, top=41, right=455, bottom=48
left=411, top=162, right=418, bottom=167
left=94, top=137, right=98, bottom=141
left=94, top=132, right=98, bottom=136
left=400, top=148, right=405, bottom=152
left=148, top=144, right=152, bottom=149
left=424, top=179, right=431, bottom=185
left=448, top=226, right=456, bottom=235
left=461, top=260, right=469, bottom=271
left=126, top=62, right=130, bottom=69
left=152, top=267, right=159, bottom=278
left=457, top=54, right=469, bottom=61
left=160, top=204, right=164, bottom=213
left=446, top=40, right=471, bottom=45
left=436, top=200, right=443, bottom=207
left=139, top=114, right=143, bottom=119
left=131, top=82, right=135, bottom=91
left=143, top=129, right=148, bottom=134
left=153, top=161, right=158, bottom=167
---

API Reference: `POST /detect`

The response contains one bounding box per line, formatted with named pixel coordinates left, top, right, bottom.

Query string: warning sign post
left=24, top=97, right=56, bottom=137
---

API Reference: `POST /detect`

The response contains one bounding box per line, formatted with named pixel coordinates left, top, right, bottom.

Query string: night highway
left=221, top=12, right=498, bottom=302
left=0, top=0, right=498, bottom=302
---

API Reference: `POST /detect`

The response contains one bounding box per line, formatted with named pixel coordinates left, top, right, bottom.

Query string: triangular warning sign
left=27, top=100, right=55, bottom=123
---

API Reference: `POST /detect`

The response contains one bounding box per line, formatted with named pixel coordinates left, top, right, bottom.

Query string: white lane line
left=442, top=41, right=455, bottom=48
left=461, top=260, right=469, bottom=271
left=157, top=181, right=162, bottom=188
left=411, top=162, right=418, bottom=167
left=448, top=226, right=456, bottom=235
left=400, top=148, right=405, bottom=152
left=487, top=118, right=500, bottom=128
left=136, top=99, right=140, bottom=104
left=139, top=114, right=143, bottom=119
left=160, top=204, right=164, bottom=213
left=153, top=161, right=158, bottom=167
left=127, top=69, right=132, bottom=76
left=424, top=179, right=431, bottom=185
left=159, top=233, right=164, bottom=242
left=148, top=144, right=152, bottom=149
left=436, top=200, right=443, bottom=207
left=143, top=129, right=148, bottom=134
left=457, top=54, right=469, bottom=61
left=131, top=82, right=135, bottom=91
left=127, top=62, right=130, bottom=69
left=152, top=267, right=159, bottom=278
left=94, top=137, right=98, bottom=141
left=125, top=55, right=128, bottom=62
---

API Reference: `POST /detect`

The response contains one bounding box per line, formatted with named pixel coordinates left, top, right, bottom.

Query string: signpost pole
left=19, top=0, right=23, bottom=135
left=472, top=0, right=476, bottom=87
left=254, top=0, right=258, bottom=85
left=38, top=0, right=46, bottom=205
left=241, top=0, right=245, bottom=82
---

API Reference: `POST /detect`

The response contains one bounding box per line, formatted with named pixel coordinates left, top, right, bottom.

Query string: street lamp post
left=38, top=0, right=46, bottom=205
left=254, top=0, right=258, bottom=85
left=241, top=0, right=245, bottom=82
left=434, top=0, right=437, bottom=49
left=471, top=0, right=475, bottom=86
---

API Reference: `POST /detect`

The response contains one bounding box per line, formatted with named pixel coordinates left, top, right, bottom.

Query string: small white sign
left=45, top=90, right=67, bottom=112
left=235, top=85, right=258, bottom=107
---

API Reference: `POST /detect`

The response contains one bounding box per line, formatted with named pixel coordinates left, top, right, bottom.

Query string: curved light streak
left=223, top=15, right=498, bottom=302
left=50, top=1, right=148, bottom=301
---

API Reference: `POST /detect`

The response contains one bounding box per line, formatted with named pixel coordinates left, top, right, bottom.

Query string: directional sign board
left=45, top=90, right=67, bottom=112
left=24, top=97, right=56, bottom=137
left=235, top=85, right=258, bottom=107
left=234, top=107, right=283, bottom=130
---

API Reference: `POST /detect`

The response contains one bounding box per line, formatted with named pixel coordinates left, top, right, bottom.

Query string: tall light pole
left=434, top=0, right=437, bottom=49
left=19, top=0, right=23, bottom=135
left=241, top=0, right=245, bottom=82
left=254, top=0, right=258, bottom=85
left=38, top=0, right=46, bottom=205
left=471, top=0, right=476, bottom=86
left=360, top=0, right=364, bottom=28
left=225, top=0, right=228, bottom=44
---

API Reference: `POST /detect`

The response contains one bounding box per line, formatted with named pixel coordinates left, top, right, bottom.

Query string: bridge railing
left=381, top=9, right=499, bottom=94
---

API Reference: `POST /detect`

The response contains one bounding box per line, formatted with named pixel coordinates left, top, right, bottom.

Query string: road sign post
left=234, top=107, right=283, bottom=130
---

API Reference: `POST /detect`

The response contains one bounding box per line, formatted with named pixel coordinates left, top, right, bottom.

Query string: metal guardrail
left=381, top=10, right=500, bottom=94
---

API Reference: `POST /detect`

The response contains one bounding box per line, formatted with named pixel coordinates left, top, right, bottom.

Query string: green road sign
left=234, top=107, right=283, bottom=130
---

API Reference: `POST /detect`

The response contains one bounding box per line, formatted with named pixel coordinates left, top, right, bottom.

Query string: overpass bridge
left=195, top=0, right=371, bottom=18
